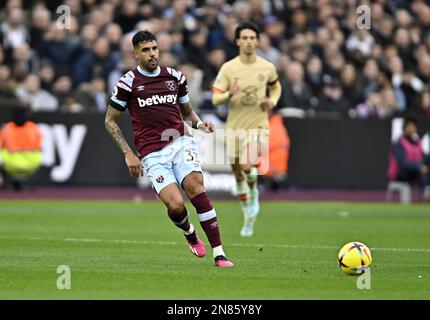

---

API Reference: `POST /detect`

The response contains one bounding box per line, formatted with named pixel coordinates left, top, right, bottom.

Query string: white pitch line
left=9, top=236, right=430, bottom=253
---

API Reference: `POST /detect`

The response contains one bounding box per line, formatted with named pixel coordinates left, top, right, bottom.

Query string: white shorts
left=141, top=135, right=202, bottom=194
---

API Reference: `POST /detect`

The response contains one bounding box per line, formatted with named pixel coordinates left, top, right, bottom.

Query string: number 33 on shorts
left=185, top=149, right=199, bottom=163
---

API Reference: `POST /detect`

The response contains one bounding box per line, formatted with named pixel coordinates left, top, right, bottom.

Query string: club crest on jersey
left=165, top=80, right=176, bottom=91
left=156, top=175, right=164, bottom=183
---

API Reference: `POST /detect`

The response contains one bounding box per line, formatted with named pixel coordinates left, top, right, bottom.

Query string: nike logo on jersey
left=137, top=94, right=177, bottom=107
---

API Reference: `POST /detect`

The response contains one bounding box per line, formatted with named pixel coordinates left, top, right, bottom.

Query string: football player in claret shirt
left=105, top=30, right=234, bottom=267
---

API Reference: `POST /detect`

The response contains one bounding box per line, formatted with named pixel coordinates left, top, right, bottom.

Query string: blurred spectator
left=15, top=74, right=58, bottom=112
left=285, top=9, right=309, bottom=39
left=179, top=63, right=204, bottom=111
left=113, top=0, right=144, bottom=34
left=362, top=59, right=382, bottom=97
left=417, top=54, right=430, bottom=84
left=264, top=15, right=285, bottom=49
left=411, top=88, right=430, bottom=118
left=66, top=15, right=83, bottom=48
left=279, top=61, right=314, bottom=110
left=380, top=86, right=404, bottom=117
left=37, top=61, right=56, bottom=91
left=52, top=75, right=83, bottom=113
left=36, top=22, right=75, bottom=76
left=203, top=2, right=229, bottom=51
left=323, top=50, right=345, bottom=78
left=248, top=0, right=267, bottom=30
left=387, top=117, right=429, bottom=193
left=74, top=77, right=107, bottom=113
left=12, top=42, right=39, bottom=75
left=354, top=85, right=403, bottom=119
left=220, top=14, right=239, bottom=61
left=340, top=64, right=363, bottom=107
left=104, top=23, right=123, bottom=58
left=163, top=0, right=197, bottom=34
left=389, top=55, right=424, bottom=108
left=0, top=65, right=26, bottom=110
left=410, top=0, right=430, bottom=28
left=346, top=29, right=375, bottom=59
left=393, top=28, right=414, bottom=67
left=256, top=33, right=281, bottom=65
left=184, top=28, right=210, bottom=74
left=372, top=15, right=395, bottom=47
left=158, top=51, right=179, bottom=68
left=316, top=75, right=350, bottom=115
left=72, top=36, right=117, bottom=86
left=305, top=55, right=323, bottom=96
left=354, top=91, right=385, bottom=119
left=289, top=34, right=310, bottom=65
left=204, top=48, right=226, bottom=89
left=233, top=1, right=252, bottom=24
left=311, top=27, right=330, bottom=59
left=29, top=7, right=51, bottom=49
left=1, top=7, right=28, bottom=51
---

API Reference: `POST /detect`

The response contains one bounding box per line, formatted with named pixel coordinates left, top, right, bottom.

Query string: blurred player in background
left=105, top=30, right=234, bottom=267
left=212, top=22, right=282, bottom=237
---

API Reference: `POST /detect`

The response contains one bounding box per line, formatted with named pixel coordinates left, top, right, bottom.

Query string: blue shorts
left=141, top=135, right=202, bottom=194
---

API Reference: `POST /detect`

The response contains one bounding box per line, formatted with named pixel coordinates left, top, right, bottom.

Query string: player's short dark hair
left=235, top=21, right=260, bottom=40
left=403, top=116, right=417, bottom=130
left=132, top=30, right=157, bottom=48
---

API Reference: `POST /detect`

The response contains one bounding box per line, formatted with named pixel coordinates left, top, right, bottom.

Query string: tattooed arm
left=105, top=105, right=143, bottom=177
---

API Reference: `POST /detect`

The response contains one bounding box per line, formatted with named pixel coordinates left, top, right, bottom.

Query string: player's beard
left=145, top=58, right=158, bottom=71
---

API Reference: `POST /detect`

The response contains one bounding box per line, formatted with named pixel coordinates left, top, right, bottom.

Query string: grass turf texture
left=0, top=200, right=429, bottom=299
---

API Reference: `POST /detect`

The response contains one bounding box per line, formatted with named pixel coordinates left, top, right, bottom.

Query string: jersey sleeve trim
left=212, top=86, right=226, bottom=93
left=109, top=96, right=127, bottom=111
left=268, top=78, right=279, bottom=86
left=178, top=94, right=190, bottom=104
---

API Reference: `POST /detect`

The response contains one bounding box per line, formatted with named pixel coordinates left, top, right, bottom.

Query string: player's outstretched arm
left=105, top=105, right=143, bottom=177
left=179, top=101, right=214, bottom=133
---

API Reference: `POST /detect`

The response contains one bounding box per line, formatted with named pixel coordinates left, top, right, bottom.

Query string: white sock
left=213, top=245, right=225, bottom=258
left=236, top=180, right=248, bottom=195
left=249, top=182, right=258, bottom=194
left=183, top=223, right=195, bottom=235
left=246, top=167, right=258, bottom=188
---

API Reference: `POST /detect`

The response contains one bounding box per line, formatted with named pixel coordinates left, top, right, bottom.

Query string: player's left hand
left=260, top=96, right=273, bottom=111
left=198, top=121, right=215, bottom=133
left=125, top=150, right=144, bottom=178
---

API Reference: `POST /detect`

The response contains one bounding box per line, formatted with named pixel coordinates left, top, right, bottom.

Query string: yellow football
left=338, top=242, right=372, bottom=275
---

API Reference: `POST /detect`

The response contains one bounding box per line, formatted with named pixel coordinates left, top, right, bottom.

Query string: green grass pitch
left=0, top=199, right=429, bottom=299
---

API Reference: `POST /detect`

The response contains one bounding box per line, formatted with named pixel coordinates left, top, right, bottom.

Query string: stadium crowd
left=1, top=0, right=430, bottom=119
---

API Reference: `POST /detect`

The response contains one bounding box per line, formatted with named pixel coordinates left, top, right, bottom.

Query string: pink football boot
left=185, top=232, right=206, bottom=258
left=214, top=255, right=234, bottom=268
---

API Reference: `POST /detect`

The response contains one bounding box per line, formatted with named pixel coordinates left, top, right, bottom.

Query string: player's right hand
left=125, top=150, right=144, bottom=177
left=197, top=121, right=215, bottom=133
left=229, top=78, right=239, bottom=98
